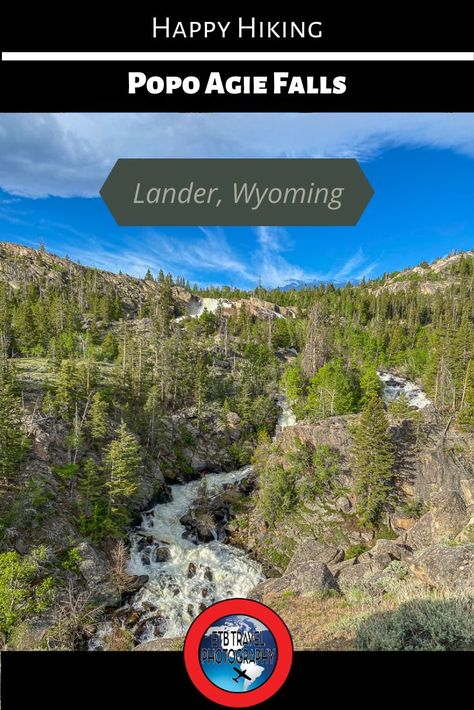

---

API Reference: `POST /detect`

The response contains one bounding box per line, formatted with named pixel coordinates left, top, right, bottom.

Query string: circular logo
left=184, top=599, right=293, bottom=707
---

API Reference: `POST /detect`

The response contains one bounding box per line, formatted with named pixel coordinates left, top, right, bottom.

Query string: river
left=91, top=398, right=296, bottom=648
left=125, top=466, right=263, bottom=640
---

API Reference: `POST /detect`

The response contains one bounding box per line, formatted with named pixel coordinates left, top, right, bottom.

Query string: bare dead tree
left=108, top=540, right=131, bottom=597
left=302, top=301, right=331, bottom=377
left=47, top=581, right=103, bottom=650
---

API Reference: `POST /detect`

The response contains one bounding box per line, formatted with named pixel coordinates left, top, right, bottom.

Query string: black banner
left=1, top=60, right=473, bottom=112
left=1, top=650, right=469, bottom=708
left=1, top=9, right=473, bottom=51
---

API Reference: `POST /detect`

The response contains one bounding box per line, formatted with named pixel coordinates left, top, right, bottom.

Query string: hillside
left=0, top=241, right=473, bottom=652
left=373, top=250, right=474, bottom=295
left=0, top=242, right=296, bottom=323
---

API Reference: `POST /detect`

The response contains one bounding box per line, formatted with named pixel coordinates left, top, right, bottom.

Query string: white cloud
left=0, top=113, right=474, bottom=198
left=332, top=248, right=365, bottom=280
left=34, top=223, right=375, bottom=288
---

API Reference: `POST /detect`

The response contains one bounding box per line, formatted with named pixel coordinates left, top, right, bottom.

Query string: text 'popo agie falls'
left=129, top=72, right=346, bottom=96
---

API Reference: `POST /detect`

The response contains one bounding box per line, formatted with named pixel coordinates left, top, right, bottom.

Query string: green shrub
left=228, top=440, right=254, bottom=467
left=0, top=550, right=55, bottom=638
left=345, top=544, right=368, bottom=560
left=61, top=546, right=82, bottom=574
left=52, top=463, right=80, bottom=482
left=376, top=525, right=397, bottom=541
left=356, top=599, right=474, bottom=651
left=303, top=444, right=342, bottom=497
left=373, top=560, right=408, bottom=594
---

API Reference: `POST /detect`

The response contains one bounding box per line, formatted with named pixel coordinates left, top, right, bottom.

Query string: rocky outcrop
left=372, top=251, right=474, bottom=297
left=431, top=491, right=468, bottom=539
left=402, top=491, right=470, bottom=550
left=169, top=405, right=245, bottom=478
left=358, top=539, right=411, bottom=564
left=77, top=542, right=148, bottom=607
left=403, top=446, right=474, bottom=506
left=286, top=538, right=344, bottom=573
left=336, top=540, right=412, bottom=592
left=279, top=416, right=354, bottom=460
left=251, top=560, right=339, bottom=600
left=411, top=543, right=474, bottom=592
left=77, top=542, right=120, bottom=607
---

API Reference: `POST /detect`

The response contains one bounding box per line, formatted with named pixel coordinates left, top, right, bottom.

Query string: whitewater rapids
left=125, top=467, right=263, bottom=639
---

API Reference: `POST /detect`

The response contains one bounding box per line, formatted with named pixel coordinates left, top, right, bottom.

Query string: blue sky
left=0, top=113, right=473, bottom=288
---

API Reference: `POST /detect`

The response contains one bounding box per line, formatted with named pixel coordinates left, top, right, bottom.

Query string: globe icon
left=199, top=614, right=278, bottom=693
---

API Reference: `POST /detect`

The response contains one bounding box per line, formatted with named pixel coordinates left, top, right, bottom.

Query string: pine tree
left=271, top=318, right=292, bottom=348
left=78, top=459, right=107, bottom=538
left=282, top=362, right=306, bottom=405
left=0, top=284, right=12, bottom=358
left=155, top=279, right=175, bottom=338
left=100, top=332, right=119, bottom=361
left=86, top=392, right=109, bottom=443
left=457, top=362, right=474, bottom=432
left=0, top=364, right=29, bottom=480
left=54, top=359, right=80, bottom=419
left=360, top=364, right=383, bottom=406
left=352, top=395, right=394, bottom=527
left=103, top=421, right=142, bottom=534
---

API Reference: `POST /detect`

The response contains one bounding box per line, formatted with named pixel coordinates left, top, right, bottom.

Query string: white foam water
left=378, top=370, right=431, bottom=409
left=277, top=397, right=297, bottom=429
left=123, top=466, right=263, bottom=640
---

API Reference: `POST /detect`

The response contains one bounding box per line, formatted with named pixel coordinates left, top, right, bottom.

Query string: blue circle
left=199, top=614, right=278, bottom=693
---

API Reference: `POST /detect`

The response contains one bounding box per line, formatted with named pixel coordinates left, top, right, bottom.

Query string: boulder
left=154, top=546, right=171, bottom=563
left=123, top=575, right=149, bottom=594
left=430, top=491, right=468, bottom=540
left=134, top=614, right=164, bottom=642
left=358, top=540, right=412, bottom=565
left=336, top=544, right=411, bottom=591
left=195, top=525, right=215, bottom=543
left=286, top=539, right=344, bottom=573
left=410, top=543, right=474, bottom=592
left=402, top=492, right=469, bottom=550
left=180, top=513, right=216, bottom=543
left=335, top=495, right=352, bottom=513
left=124, top=610, right=141, bottom=628
left=93, top=582, right=121, bottom=608
left=356, top=552, right=393, bottom=571
left=391, top=514, right=416, bottom=531
left=330, top=558, right=356, bottom=577
left=403, top=513, right=433, bottom=550
left=190, top=455, right=216, bottom=474
left=250, top=561, right=339, bottom=600
left=77, top=542, right=108, bottom=586
left=455, top=516, right=474, bottom=544
left=337, top=563, right=380, bottom=591
left=13, top=538, right=29, bottom=555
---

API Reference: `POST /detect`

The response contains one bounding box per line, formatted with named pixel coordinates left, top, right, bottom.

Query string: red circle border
left=184, top=598, right=293, bottom=708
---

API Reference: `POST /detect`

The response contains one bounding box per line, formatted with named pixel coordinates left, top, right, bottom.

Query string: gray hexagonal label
left=100, top=159, right=374, bottom=226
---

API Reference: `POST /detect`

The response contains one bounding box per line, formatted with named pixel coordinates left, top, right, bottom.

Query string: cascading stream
left=122, top=398, right=297, bottom=642
left=125, top=466, right=264, bottom=640
left=90, top=397, right=296, bottom=649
